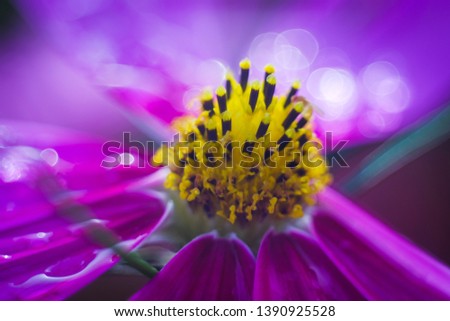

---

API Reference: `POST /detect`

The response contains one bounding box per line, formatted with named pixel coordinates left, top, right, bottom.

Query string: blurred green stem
left=38, top=176, right=159, bottom=279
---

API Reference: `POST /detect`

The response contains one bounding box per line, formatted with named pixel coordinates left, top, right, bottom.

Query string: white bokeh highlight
left=361, top=61, right=410, bottom=114
left=306, top=67, right=358, bottom=121
left=249, top=29, right=319, bottom=91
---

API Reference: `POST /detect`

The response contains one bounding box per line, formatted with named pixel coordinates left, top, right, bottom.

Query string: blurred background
left=1, top=0, right=449, bottom=298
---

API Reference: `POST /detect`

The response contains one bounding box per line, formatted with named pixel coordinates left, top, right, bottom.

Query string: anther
left=296, top=106, right=313, bottom=129
left=187, top=150, right=197, bottom=161
left=264, top=65, right=275, bottom=83
left=256, top=113, right=271, bottom=139
left=264, top=75, right=276, bottom=107
left=282, top=102, right=303, bottom=129
left=264, top=148, right=274, bottom=160
left=201, top=91, right=214, bottom=114
left=250, top=167, right=259, bottom=175
left=296, top=168, right=307, bottom=177
left=298, top=134, right=308, bottom=147
left=249, top=81, right=260, bottom=112
left=225, top=141, right=236, bottom=161
left=287, top=158, right=300, bottom=168
left=216, top=86, right=227, bottom=113
left=283, top=81, right=300, bottom=108
left=196, top=123, right=206, bottom=137
left=246, top=167, right=259, bottom=180
left=187, top=132, right=197, bottom=142
left=296, top=117, right=308, bottom=129
left=177, top=158, right=187, bottom=167
left=276, top=174, right=288, bottom=183
left=277, top=134, right=290, bottom=152
left=226, top=74, right=232, bottom=100
left=242, top=141, right=256, bottom=154
left=221, top=110, right=232, bottom=135
left=277, top=128, right=295, bottom=152
left=206, top=119, right=218, bottom=141
left=239, top=59, right=251, bottom=92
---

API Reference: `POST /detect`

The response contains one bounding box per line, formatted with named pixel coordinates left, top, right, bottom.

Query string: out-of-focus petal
left=0, top=146, right=142, bottom=234
left=108, top=88, right=182, bottom=139
left=0, top=121, right=164, bottom=234
left=253, top=229, right=363, bottom=300
left=0, top=121, right=157, bottom=194
left=313, top=188, right=450, bottom=300
left=0, top=186, right=166, bottom=300
left=131, top=232, right=255, bottom=300
left=0, top=35, right=137, bottom=137
left=14, top=0, right=450, bottom=142
left=13, top=0, right=237, bottom=128
left=0, top=122, right=167, bottom=300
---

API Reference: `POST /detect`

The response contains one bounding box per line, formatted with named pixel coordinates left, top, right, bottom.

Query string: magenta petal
left=132, top=233, right=255, bottom=300
left=313, top=188, right=450, bottom=300
left=0, top=190, right=166, bottom=300
left=0, top=122, right=160, bottom=231
left=254, top=229, right=363, bottom=300
left=0, top=121, right=157, bottom=193
left=15, top=1, right=450, bottom=144
left=108, top=88, right=185, bottom=128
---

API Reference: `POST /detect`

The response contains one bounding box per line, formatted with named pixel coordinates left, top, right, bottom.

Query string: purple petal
left=132, top=233, right=255, bottom=300
left=0, top=126, right=166, bottom=300
left=313, top=188, right=450, bottom=300
left=108, top=88, right=185, bottom=129
left=14, top=1, right=450, bottom=143
left=0, top=121, right=157, bottom=191
left=0, top=36, right=135, bottom=137
left=254, top=229, right=364, bottom=300
left=0, top=122, right=160, bottom=224
left=0, top=188, right=166, bottom=300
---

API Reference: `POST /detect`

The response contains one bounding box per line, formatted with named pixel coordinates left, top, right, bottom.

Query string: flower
left=2, top=0, right=450, bottom=300
left=2, top=57, right=450, bottom=300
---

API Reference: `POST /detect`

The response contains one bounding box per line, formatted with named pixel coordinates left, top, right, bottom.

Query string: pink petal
left=14, top=0, right=450, bottom=143
left=0, top=125, right=167, bottom=300
left=0, top=189, right=166, bottom=300
left=254, top=229, right=363, bottom=300
left=0, top=121, right=157, bottom=192
left=313, top=188, right=450, bottom=300
left=109, top=88, right=185, bottom=127
left=132, top=233, right=255, bottom=300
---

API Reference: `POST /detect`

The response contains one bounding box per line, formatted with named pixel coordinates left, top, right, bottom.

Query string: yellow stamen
left=154, top=59, right=331, bottom=225
left=264, top=64, right=275, bottom=75
left=239, top=58, right=251, bottom=70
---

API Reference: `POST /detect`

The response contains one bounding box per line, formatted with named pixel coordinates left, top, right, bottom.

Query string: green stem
left=112, top=246, right=159, bottom=278
left=38, top=180, right=159, bottom=279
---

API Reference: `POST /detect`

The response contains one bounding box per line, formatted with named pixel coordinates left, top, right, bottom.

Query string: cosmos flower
left=2, top=0, right=450, bottom=300
left=2, top=59, right=450, bottom=300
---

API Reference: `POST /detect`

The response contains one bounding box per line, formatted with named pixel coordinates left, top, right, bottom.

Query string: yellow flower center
left=153, top=59, right=331, bottom=225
